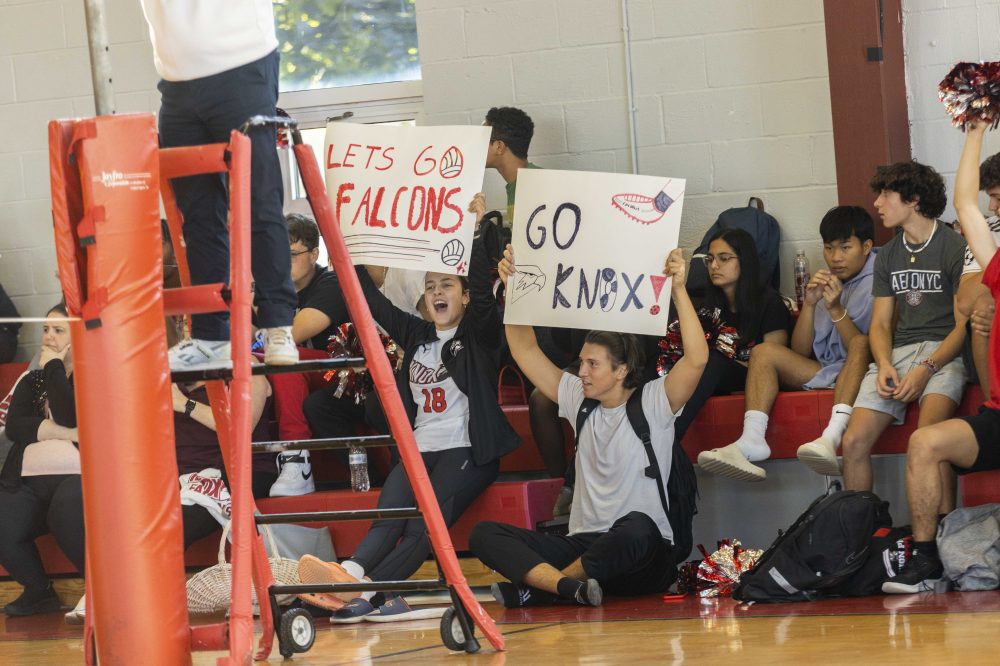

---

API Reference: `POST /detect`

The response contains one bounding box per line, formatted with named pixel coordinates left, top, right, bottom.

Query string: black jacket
left=357, top=234, right=520, bottom=466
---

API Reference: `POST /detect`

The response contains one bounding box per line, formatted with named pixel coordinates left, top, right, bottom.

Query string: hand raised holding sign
left=664, top=248, right=685, bottom=292
left=498, top=243, right=516, bottom=289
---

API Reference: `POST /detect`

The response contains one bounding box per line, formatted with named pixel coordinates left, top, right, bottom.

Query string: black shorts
left=956, top=406, right=1000, bottom=475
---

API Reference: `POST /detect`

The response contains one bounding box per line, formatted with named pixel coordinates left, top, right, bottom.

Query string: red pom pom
left=324, top=323, right=403, bottom=403
left=939, top=61, right=1000, bottom=131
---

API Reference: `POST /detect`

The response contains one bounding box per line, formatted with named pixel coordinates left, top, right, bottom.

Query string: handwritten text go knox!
left=503, top=169, right=685, bottom=336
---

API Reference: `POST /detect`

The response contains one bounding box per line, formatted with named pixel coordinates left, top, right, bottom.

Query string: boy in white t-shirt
left=470, top=246, right=708, bottom=607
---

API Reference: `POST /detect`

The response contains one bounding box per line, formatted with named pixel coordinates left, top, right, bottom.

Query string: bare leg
left=744, top=342, right=820, bottom=413
left=832, top=335, right=871, bottom=406
left=905, top=420, right=979, bottom=541
left=841, top=407, right=894, bottom=491
left=915, top=393, right=961, bottom=515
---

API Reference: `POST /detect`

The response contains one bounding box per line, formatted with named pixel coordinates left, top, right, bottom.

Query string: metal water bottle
left=794, top=250, right=810, bottom=310
left=349, top=445, right=370, bottom=492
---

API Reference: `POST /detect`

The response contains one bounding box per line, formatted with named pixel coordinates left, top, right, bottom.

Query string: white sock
left=360, top=590, right=376, bottom=602
left=821, top=404, right=853, bottom=447
left=734, top=410, right=771, bottom=462
left=342, top=559, right=365, bottom=581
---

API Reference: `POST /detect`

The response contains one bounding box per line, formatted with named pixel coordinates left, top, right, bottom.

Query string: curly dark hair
left=484, top=107, right=534, bottom=159
left=980, top=153, right=1000, bottom=191
left=869, top=161, right=946, bottom=219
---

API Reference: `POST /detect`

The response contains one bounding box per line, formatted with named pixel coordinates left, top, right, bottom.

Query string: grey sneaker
left=263, top=326, right=297, bottom=365
left=168, top=339, right=231, bottom=371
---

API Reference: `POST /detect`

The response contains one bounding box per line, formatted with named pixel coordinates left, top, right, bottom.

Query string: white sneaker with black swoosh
left=269, top=450, right=315, bottom=497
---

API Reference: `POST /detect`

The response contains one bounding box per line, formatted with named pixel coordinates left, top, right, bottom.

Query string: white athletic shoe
left=270, top=451, right=315, bottom=497
left=697, top=443, right=766, bottom=482
left=797, top=436, right=843, bottom=477
left=168, top=339, right=232, bottom=371
left=263, top=326, right=298, bottom=365
left=64, top=594, right=85, bottom=625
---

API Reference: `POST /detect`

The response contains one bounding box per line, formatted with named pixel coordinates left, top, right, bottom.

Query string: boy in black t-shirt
left=821, top=162, right=968, bottom=495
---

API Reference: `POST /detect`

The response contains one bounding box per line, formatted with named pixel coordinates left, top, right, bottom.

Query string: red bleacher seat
left=0, top=361, right=29, bottom=397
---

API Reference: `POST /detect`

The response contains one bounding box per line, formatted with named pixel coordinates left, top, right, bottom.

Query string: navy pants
left=470, top=511, right=676, bottom=596
left=158, top=51, right=296, bottom=340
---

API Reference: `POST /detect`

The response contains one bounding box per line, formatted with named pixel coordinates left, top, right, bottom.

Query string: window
left=273, top=0, right=423, bottom=128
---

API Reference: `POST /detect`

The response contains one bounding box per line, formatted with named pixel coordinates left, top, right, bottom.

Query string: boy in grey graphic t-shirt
left=808, top=161, right=968, bottom=493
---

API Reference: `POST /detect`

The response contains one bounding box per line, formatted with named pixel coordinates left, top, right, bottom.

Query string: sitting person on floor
left=886, top=121, right=1000, bottom=594
left=0, top=304, right=83, bottom=620
left=837, top=161, right=967, bottom=493
left=296, top=196, right=519, bottom=622
left=468, top=245, right=706, bottom=608
left=657, top=228, right=790, bottom=480
left=697, top=206, right=877, bottom=480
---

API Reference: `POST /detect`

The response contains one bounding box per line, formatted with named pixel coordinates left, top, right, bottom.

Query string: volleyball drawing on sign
left=509, top=264, right=547, bottom=304
left=439, top=146, right=464, bottom=179
left=440, top=238, right=465, bottom=266
left=611, top=181, right=681, bottom=225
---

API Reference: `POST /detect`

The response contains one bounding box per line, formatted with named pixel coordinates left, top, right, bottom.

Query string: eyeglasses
left=695, top=253, right=739, bottom=267
left=290, top=248, right=313, bottom=258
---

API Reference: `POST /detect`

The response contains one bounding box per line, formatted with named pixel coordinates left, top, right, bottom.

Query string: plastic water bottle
left=794, top=250, right=810, bottom=310
left=349, top=445, right=370, bottom=492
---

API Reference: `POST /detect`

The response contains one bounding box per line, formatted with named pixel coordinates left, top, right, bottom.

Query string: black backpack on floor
left=575, top=386, right=698, bottom=561
left=732, top=490, right=891, bottom=603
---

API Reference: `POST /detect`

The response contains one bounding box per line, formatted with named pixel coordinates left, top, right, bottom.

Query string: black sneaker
left=490, top=582, right=557, bottom=608
left=882, top=551, right=944, bottom=594
left=4, top=584, right=61, bottom=616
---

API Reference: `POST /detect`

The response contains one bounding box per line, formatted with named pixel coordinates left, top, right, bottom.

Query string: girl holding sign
left=298, top=199, right=521, bottom=622
left=468, top=245, right=707, bottom=607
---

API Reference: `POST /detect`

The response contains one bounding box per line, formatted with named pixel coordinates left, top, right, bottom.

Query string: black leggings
left=0, top=475, right=84, bottom=591
left=673, top=349, right=748, bottom=443
left=470, top=511, right=676, bottom=596
left=350, top=447, right=498, bottom=583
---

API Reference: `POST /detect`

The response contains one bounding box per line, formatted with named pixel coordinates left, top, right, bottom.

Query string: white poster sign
left=324, top=123, right=491, bottom=275
left=504, top=169, right=685, bottom=336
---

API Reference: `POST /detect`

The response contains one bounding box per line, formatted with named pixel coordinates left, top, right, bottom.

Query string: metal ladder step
left=272, top=579, right=444, bottom=596
left=250, top=434, right=395, bottom=454
left=255, top=508, right=421, bottom=524
left=170, top=356, right=366, bottom=383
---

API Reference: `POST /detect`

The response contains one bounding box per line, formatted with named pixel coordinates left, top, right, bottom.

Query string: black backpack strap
left=574, top=398, right=600, bottom=450
left=624, top=387, right=670, bottom=525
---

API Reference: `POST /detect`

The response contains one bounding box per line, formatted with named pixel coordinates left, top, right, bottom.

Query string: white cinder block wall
left=416, top=0, right=839, bottom=295
left=0, top=0, right=158, bottom=359
left=6, top=1, right=984, bottom=360
left=904, top=0, right=1000, bottom=206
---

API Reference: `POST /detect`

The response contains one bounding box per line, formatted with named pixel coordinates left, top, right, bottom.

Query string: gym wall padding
left=48, top=114, right=190, bottom=665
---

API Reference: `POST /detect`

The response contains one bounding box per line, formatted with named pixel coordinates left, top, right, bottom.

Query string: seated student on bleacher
left=296, top=196, right=519, bottom=622
left=267, top=214, right=351, bottom=497
left=955, top=149, right=1000, bottom=402
left=468, top=246, right=706, bottom=608
left=834, top=161, right=967, bottom=493
left=697, top=207, right=876, bottom=480
left=0, top=304, right=82, bottom=618
left=657, top=228, right=790, bottom=473
left=173, top=375, right=277, bottom=548
left=886, top=122, right=1000, bottom=594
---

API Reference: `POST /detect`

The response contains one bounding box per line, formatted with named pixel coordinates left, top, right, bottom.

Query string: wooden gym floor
left=2, top=584, right=1000, bottom=664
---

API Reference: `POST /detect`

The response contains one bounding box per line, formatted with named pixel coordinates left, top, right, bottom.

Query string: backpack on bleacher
left=687, top=197, right=781, bottom=297
left=732, top=490, right=891, bottom=603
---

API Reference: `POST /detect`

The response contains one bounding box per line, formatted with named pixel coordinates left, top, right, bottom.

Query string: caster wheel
left=279, top=607, right=316, bottom=658
left=440, top=606, right=479, bottom=653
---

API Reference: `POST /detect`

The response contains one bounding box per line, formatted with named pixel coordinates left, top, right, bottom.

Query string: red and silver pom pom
left=939, top=61, right=1000, bottom=131
left=324, top=323, right=403, bottom=403
left=693, top=539, right=763, bottom=598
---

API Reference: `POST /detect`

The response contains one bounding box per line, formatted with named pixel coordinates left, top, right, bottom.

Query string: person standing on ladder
left=139, top=0, right=298, bottom=369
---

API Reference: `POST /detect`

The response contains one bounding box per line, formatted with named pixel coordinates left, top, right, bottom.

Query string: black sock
left=556, top=577, right=584, bottom=601
left=913, top=540, right=938, bottom=559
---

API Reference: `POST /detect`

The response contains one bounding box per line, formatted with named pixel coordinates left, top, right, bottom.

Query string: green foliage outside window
left=273, top=0, right=421, bottom=92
